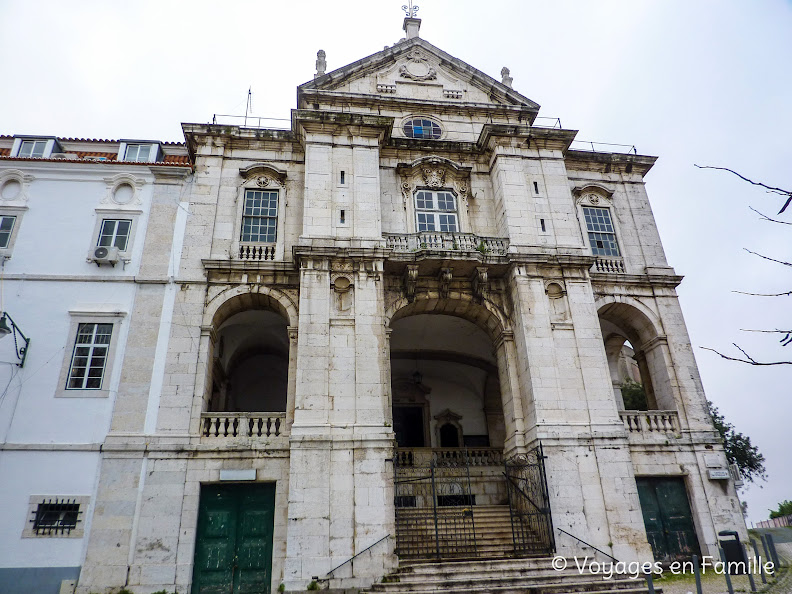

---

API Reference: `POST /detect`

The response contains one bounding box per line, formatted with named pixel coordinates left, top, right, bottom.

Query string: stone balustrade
left=238, top=243, right=276, bottom=261
left=200, top=412, right=285, bottom=438
left=619, top=410, right=680, bottom=435
left=593, top=257, right=626, bottom=273
left=395, top=447, right=504, bottom=468
left=384, top=232, right=509, bottom=256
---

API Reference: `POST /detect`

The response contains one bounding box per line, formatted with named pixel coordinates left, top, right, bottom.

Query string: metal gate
left=393, top=448, right=477, bottom=560
left=504, top=444, right=555, bottom=556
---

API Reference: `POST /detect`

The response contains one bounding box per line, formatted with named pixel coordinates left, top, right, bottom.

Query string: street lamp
left=0, top=312, right=30, bottom=367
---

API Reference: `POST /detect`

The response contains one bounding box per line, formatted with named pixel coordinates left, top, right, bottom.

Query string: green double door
left=636, top=477, right=700, bottom=563
left=192, top=483, right=275, bottom=594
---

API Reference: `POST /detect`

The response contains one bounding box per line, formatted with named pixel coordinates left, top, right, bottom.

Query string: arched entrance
left=387, top=298, right=554, bottom=560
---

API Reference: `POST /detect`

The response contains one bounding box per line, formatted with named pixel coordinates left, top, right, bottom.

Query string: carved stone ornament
left=572, top=184, right=614, bottom=207
left=438, top=268, right=453, bottom=299
left=422, top=167, right=446, bottom=188
left=399, top=50, right=437, bottom=82
left=404, top=265, right=419, bottom=302
left=101, top=174, right=145, bottom=207
left=0, top=170, right=34, bottom=204
left=255, top=176, right=271, bottom=188
left=472, top=267, right=488, bottom=303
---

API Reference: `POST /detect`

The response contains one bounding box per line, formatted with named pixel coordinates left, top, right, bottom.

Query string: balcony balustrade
left=619, top=410, right=680, bottom=436
left=384, top=232, right=509, bottom=256
left=593, top=257, right=626, bottom=273
left=238, top=243, right=276, bottom=261
left=200, top=412, right=285, bottom=438
left=394, top=447, right=504, bottom=468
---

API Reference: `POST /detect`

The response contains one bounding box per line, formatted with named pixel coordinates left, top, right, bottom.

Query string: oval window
left=403, top=118, right=442, bottom=139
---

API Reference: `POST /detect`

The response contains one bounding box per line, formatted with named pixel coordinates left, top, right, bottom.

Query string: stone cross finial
left=501, top=67, right=513, bottom=88
left=315, top=50, right=327, bottom=78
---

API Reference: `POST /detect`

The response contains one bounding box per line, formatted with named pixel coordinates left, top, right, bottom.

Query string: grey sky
left=1, top=0, right=789, bottom=524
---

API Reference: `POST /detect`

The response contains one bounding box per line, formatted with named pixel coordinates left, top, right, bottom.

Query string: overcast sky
left=1, top=0, right=789, bottom=525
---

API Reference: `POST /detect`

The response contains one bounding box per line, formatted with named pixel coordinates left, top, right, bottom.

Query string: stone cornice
left=590, top=272, right=684, bottom=289
left=564, top=149, right=657, bottom=176
left=478, top=124, right=579, bottom=152
left=292, top=109, right=393, bottom=144
left=182, top=123, right=295, bottom=160
left=201, top=259, right=297, bottom=274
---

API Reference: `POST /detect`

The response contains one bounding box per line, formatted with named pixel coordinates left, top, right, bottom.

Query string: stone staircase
left=396, top=504, right=545, bottom=559
left=377, top=504, right=658, bottom=594
left=363, top=556, right=659, bottom=594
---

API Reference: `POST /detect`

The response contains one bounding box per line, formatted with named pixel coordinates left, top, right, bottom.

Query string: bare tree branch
left=695, top=164, right=792, bottom=213
left=744, top=248, right=792, bottom=267
left=739, top=329, right=792, bottom=346
left=701, top=344, right=792, bottom=365
left=733, top=289, right=792, bottom=297
left=749, top=206, right=792, bottom=225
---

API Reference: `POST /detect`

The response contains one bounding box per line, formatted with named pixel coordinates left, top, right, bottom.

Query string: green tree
left=621, top=379, right=648, bottom=410
left=769, top=500, right=792, bottom=519
left=707, top=400, right=766, bottom=484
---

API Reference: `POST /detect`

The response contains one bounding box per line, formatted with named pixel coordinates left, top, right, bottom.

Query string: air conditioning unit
left=90, top=245, right=120, bottom=266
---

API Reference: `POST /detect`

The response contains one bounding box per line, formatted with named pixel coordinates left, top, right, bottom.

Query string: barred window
left=67, top=323, right=113, bottom=390
left=241, top=190, right=278, bottom=243
left=30, top=499, right=81, bottom=536
left=97, top=219, right=132, bottom=251
left=415, top=190, right=458, bottom=232
left=583, top=206, right=620, bottom=257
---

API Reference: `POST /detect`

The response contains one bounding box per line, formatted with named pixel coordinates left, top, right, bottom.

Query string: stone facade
left=1, top=17, right=746, bottom=594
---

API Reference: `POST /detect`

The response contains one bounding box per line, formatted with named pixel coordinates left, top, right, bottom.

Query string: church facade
left=0, top=16, right=745, bottom=594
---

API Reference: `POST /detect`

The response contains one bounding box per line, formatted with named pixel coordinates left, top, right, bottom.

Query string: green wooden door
left=636, top=477, right=700, bottom=563
left=192, top=484, right=275, bottom=594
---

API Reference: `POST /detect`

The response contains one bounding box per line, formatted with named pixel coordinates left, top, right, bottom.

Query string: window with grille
left=18, top=140, right=48, bottom=158
left=403, top=118, right=442, bottom=139
left=583, top=206, right=620, bottom=257
left=0, top=216, right=16, bottom=248
left=30, top=499, right=82, bottom=536
left=97, top=219, right=132, bottom=251
left=67, top=323, right=113, bottom=390
left=241, top=190, right=278, bottom=243
left=415, top=190, right=458, bottom=232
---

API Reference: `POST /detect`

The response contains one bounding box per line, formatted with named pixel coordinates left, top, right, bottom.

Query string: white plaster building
left=0, top=135, right=191, bottom=594
left=1, top=15, right=746, bottom=594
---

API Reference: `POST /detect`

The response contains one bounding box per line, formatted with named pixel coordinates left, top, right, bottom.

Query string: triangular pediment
left=299, top=37, right=540, bottom=114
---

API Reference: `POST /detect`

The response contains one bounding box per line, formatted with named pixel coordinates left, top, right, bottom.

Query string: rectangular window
left=18, top=140, right=48, bottom=158
left=415, top=190, right=458, bottom=232
left=97, top=219, right=132, bottom=251
left=30, top=499, right=81, bottom=536
left=67, top=323, right=113, bottom=390
left=0, top=216, right=16, bottom=248
left=124, top=144, right=151, bottom=162
left=583, top=206, right=620, bottom=257
left=241, top=190, right=278, bottom=243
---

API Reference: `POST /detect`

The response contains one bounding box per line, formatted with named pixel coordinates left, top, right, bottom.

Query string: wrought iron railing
left=504, top=444, right=555, bottom=556
left=200, top=412, right=285, bottom=438
left=619, top=410, right=679, bottom=434
left=384, top=232, right=509, bottom=256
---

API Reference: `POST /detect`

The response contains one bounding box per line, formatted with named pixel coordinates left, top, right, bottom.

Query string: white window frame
left=56, top=310, right=125, bottom=398
left=66, top=322, right=114, bottom=390
left=22, top=495, right=90, bottom=539
left=240, top=189, right=279, bottom=244
left=118, top=142, right=159, bottom=163
left=414, top=189, right=459, bottom=232
left=11, top=137, right=57, bottom=159
left=18, top=140, right=48, bottom=158
left=96, top=218, right=133, bottom=251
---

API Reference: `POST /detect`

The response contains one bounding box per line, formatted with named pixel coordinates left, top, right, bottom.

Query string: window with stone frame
left=66, top=323, right=113, bottom=390
left=415, top=189, right=458, bottom=232
left=241, top=189, right=278, bottom=243
left=583, top=206, right=620, bottom=257
left=23, top=495, right=89, bottom=538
